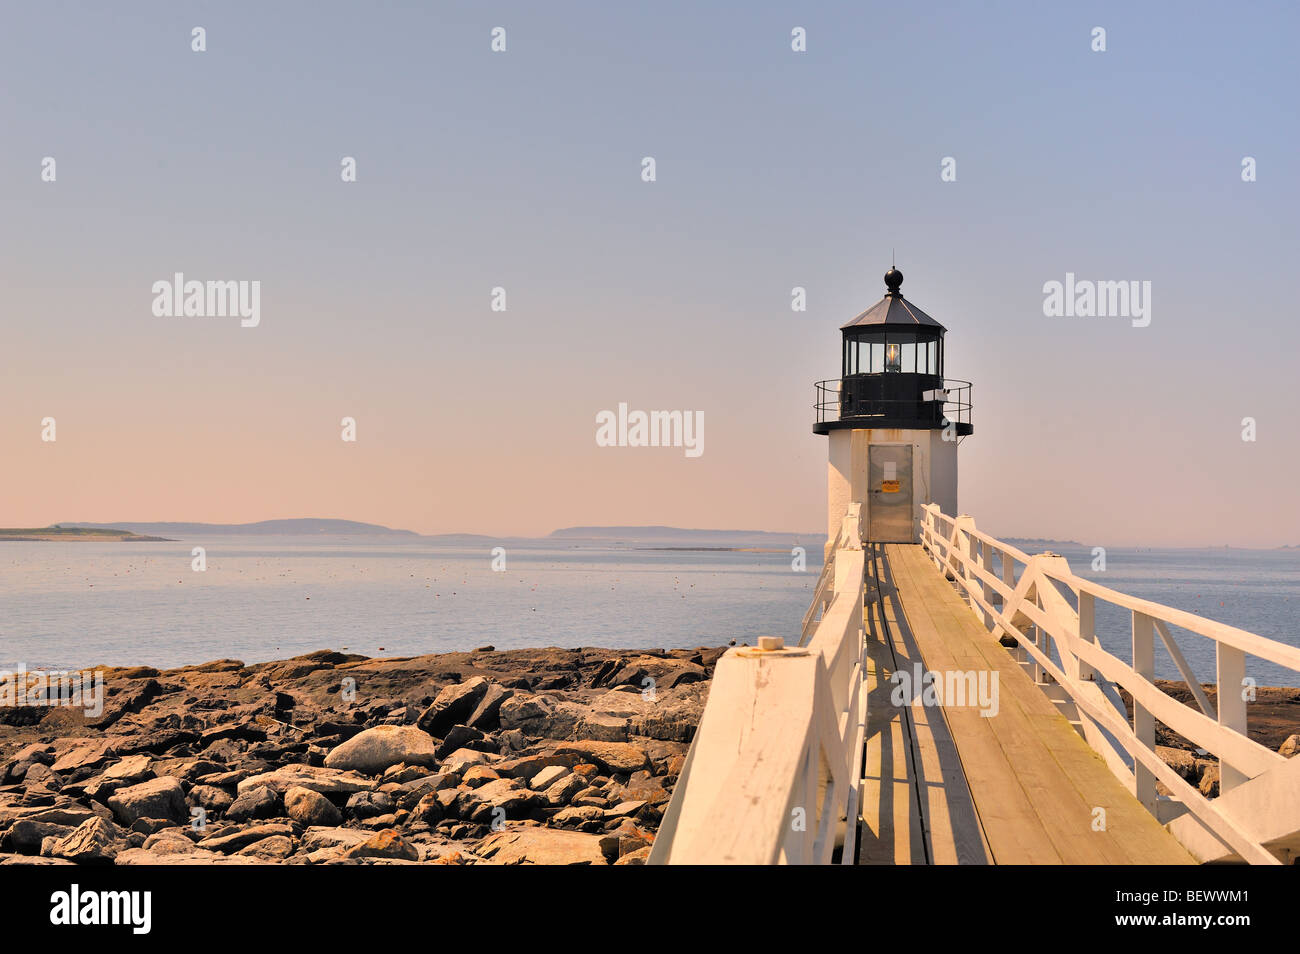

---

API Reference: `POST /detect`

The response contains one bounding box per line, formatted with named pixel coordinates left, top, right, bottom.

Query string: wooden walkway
left=859, top=543, right=1194, bottom=865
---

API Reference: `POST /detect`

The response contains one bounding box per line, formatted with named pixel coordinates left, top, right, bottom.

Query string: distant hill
left=0, top=526, right=170, bottom=542
left=549, top=525, right=820, bottom=545
left=54, top=520, right=821, bottom=546
left=63, top=519, right=418, bottom=537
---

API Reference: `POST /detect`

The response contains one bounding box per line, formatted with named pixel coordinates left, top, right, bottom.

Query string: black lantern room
left=813, top=267, right=973, bottom=435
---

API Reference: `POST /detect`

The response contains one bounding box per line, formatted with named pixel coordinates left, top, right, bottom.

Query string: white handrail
left=920, top=503, right=1298, bottom=865
left=650, top=505, right=866, bottom=864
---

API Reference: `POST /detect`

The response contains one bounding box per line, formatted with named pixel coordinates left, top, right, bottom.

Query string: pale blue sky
left=2, top=1, right=1297, bottom=545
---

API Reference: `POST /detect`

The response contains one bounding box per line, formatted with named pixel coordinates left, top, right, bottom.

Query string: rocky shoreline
left=2, top=648, right=1296, bottom=865
left=0, top=646, right=724, bottom=865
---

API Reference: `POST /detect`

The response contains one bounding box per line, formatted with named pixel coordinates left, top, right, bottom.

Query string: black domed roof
left=841, top=268, right=946, bottom=331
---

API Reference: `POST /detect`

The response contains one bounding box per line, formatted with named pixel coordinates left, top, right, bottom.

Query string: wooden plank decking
left=862, top=543, right=1195, bottom=865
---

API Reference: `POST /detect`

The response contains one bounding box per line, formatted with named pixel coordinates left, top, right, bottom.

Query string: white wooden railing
left=649, top=505, right=868, bottom=864
left=920, top=503, right=1300, bottom=865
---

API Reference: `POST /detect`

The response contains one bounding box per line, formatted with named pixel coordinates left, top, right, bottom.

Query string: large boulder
left=586, top=685, right=709, bottom=743
left=417, top=678, right=490, bottom=737
left=1279, top=734, right=1300, bottom=758
left=554, top=741, right=651, bottom=775
left=284, top=786, right=342, bottom=826
left=107, top=777, right=188, bottom=825
left=478, top=826, right=614, bottom=865
left=323, top=725, right=439, bottom=775
left=236, top=764, right=371, bottom=797
left=498, top=695, right=588, bottom=739
left=299, top=827, right=372, bottom=853
left=43, top=817, right=128, bottom=863
left=114, top=847, right=262, bottom=866
left=225, top=785, right=281, bottom=822
left=467, top=684, right=515, bottom=732
left=50, top=740, right=116, bottom=774
left=235, top=835, right=295, bottom=860
left=3, top=820, right=74, bottom=855
left=343, top=829, right=419, bottom=861
left=188, top=784, right=234, bottom=814
left=198, top=823, right=293, bottom=854
left=98, top=755, right=155, bottom=785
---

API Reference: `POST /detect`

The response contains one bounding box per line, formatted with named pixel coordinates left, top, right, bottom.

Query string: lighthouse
left=813, top=267, right=973, bottom=545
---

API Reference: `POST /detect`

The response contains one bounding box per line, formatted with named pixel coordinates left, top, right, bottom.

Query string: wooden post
left=980, top=539, right=994, bottom=630
left=1216, top=644, right=1248, bottom=794
left=1131, top=611, right=1157, bottom=812
left=1077, top=592, right=1096, bottom=681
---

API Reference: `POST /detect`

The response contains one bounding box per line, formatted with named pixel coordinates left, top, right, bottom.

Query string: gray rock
left=115, top=846, right=261, bottom=865
left=188, top=785, right=234, bottom=814
left=235, top=834, right=295, bottom=860
left=98, top=755, right=155, bottom=785
left=478, top=826, right=612, bottom=865
left=345, top=791, right=394, bottom=819
left=467, top=684, right=515, bottom=732
left=498, top=695, right=588, bottom=739
left=576, top=713, right=630, bottom=742
left=141, top=830, right=198, bottom=853
left=4, top=820, right=74, bottom=854
left=198, top=822, right=294, bottom=854
left=417, top=677, right=490, bottom=737
left=299, top=827, right=372, bottom=853
left=552, top=805, right=606, bottom=829
left=107, top=776, right=188, bottom=825
left=226, top=785, right=281, bottom=822
left=440, top=748, right=493, bottom=774
left=236, top=764, right=372, bottom=797
left=529, top=765, right=570, bottom=790
left=342, top=829, right=419, bottom=861
left=543, top=774, right=588, bottom=807
left=284, top=786, right=342, bottom=826
left=435, top=725, right=486, bottom=760
left=461, top=778, right=540, bottom=823
left=50, top=740, right=116, bottom=774
left=494, top=752, right=579, bottom=779
left=43, top=817, right=128, bottom=863
left=323, top=725, right=439, bottom=775
left=554, top=741, right=651, bottom=774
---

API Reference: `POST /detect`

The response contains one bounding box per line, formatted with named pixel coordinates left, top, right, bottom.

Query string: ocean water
left=1, top=539, right=1297, bottom=686
left=0, top=538, right=821, bottom=671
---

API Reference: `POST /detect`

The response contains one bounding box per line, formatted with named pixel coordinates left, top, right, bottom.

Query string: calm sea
left=1, top=539, right=1297, bottom=686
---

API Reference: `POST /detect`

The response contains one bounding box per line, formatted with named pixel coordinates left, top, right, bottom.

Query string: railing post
left=979, top=539, right=994, bottom=629
left=1216, top=644, right=1248, bottom=794
left=1000, top=547, right=1015, bottom=608
left=1132, top=611, right=1157, bottom=812
left=952, top=515, right=978, bottom=613
left=1077, top=591, right=1096, bottom=681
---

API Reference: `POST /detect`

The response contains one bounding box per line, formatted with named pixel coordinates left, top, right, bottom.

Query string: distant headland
left=0, top=527, right=171, bottom=542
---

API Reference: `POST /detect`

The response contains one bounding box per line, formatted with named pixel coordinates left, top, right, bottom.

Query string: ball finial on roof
left=884, top=266, right=903, bottom=295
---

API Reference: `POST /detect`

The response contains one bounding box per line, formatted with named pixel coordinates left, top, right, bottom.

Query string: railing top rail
left=923, top=504, right=1300, bottom=673
left=1042, top=563, right=1300, bottom=673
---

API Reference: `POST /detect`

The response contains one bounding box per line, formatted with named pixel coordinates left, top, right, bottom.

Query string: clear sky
left=2, top=2, right=1297, bottom=546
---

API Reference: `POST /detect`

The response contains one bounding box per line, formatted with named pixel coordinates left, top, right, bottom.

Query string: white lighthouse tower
left=812, top=267, right=973, bottom=545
